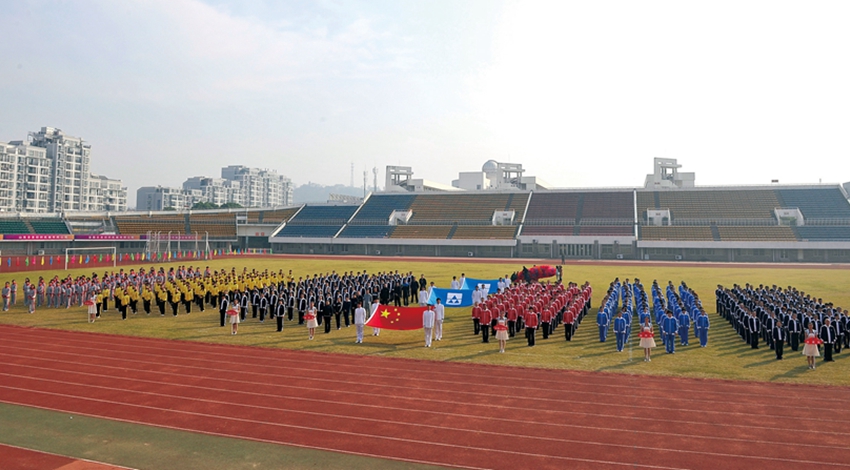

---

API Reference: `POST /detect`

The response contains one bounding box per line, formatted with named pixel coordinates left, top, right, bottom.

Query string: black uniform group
left=217, top=269, right=430, bottom=333
left=716, top=283, right=849, bottom=362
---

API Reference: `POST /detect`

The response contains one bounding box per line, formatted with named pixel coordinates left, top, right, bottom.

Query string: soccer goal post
left=65, top=246, right=117, bottom=270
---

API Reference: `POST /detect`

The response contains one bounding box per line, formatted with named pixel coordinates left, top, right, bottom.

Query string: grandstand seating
left=274, top=205, right=358, bottom=239
left=406, top=193, right=529, bottom=223
left=337, top=225, right=396, bottom=238
left=577, top=226, right=633, bottom=236
left=390, top=225, right=452, bottom=239
left=275, top=225, right=342, bottom=238
left=581, top=192, right=634, bottom=219
left=286, top=205, right=358, bottom=224
left=0, top=219, right=31, bottom=234
left=793, top=226, right=850, bottom=241
left=520, top=226, right=575, bottom=236
left=188, top=213, right=237, bottom=238
left=717, top=226, right=797, bottom=241
left=114, top=214, right=186, bottom=235
left=251, top=208, right=301, bottom=224
left=451, top=226, right=517, bottom=240
left=638, top=189, right=780, bottom=220
left=640, top=226, right=714, bottom=241
left=524, top=192, right=580, bottom=221
left=350, top=194, right=416, bottom=222
left=28, top=219, right=70, bottom=234
left=776, top=188, right=850, bottom=219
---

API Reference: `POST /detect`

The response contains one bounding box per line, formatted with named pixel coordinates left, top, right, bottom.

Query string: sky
left=2, top=0, right=850, bottom=208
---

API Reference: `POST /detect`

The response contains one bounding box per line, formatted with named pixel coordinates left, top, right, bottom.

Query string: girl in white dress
left=85, top=293, right=98, bottom=323
left=305, top=302, right=318, bottom=340
left=802, top=323, right=821, bottom=370
left=494, top=313, right=509, bottom=353
left=639, top=316, right=656, bottom=362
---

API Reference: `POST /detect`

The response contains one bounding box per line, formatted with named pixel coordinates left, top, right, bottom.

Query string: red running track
left=1, top=326, right=849, bottom=470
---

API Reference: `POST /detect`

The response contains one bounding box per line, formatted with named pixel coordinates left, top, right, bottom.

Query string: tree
left=220, top=202, right=243, bottom=209
left=192, top=201, right=219, bottom=210
left=163, top=206, right=177, bottom=211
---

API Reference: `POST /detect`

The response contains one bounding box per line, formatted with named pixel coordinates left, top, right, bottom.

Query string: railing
left=579, top=218, right=634, bottom=226
left=640, top=218, right=777, bottom=227
left=803, top=218, right=850, bottom=226
left=522, top=218, right=576, bottom=226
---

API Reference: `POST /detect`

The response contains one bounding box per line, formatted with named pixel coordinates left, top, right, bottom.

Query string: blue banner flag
left=428, top=288, right=473, bottom=308
left=461, top=278, right=499, bottom=295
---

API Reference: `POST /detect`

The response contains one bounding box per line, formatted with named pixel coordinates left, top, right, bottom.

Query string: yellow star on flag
left=381, top=310, right=391, bottom=318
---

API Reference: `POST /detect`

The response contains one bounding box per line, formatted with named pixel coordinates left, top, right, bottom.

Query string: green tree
left=220, top=202, right=243, bottom=209
left=192, top=201, right=219, bottom=210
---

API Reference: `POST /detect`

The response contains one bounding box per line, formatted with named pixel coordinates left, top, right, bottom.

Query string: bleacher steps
left=447, top=223, right=459, bottom=239
left=710, top=222, right=721, bottom=241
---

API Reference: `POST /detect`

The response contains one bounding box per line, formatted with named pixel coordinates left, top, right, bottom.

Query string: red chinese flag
left=365, top=304, right=427, bottom=330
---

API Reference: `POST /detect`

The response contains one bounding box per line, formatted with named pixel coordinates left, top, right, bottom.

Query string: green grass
left=0, top=402, right=446, bottom=470
left=1, top=257, right=848, bottom=386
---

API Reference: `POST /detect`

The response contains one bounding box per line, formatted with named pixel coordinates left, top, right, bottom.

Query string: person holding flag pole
left=434, top=298, right=445, bottom=341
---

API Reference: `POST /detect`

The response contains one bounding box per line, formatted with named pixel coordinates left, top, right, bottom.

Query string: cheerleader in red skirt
left=639, top=316, right=656, bottom=362
left=494, top=314, right=509, bottom=353
left=802, top=323, right=822, bottom=370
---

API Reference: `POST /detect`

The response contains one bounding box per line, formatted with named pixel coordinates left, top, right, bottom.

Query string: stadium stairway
left=710, top=222, right=721, bottom=241
left=572, top=194, right=586, bottom=235
left=447, top=222, right=459, bottom=239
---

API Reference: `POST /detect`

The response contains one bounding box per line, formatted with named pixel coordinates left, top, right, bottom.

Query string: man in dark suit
left=787, top=312, right=802, bottom=352
left=772, top=320, right=785, bottom=360
left=747, top=312, right=760, bottom=349
left=821, top=317, right=836, bottom=362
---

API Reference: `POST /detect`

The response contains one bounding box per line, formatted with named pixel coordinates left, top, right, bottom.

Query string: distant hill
left=293, top=183, right=368, bottom=204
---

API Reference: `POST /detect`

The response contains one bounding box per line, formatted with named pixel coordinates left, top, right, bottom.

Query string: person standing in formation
left=305, top=302, right=318, bottom=340
left=613, top=310, right=627, bottom=352
left=417, top=286, right=429, bottom=307
left=803, top=322, right=821, bottom=370
left=219, top=292, right=229, bottom=327
left=787, top=312, right=801, bottom=352
left=773, top=319, right=785, bottom=360
left=275, top=298, right=286, bottom=332
left=494, top=312, right=509, bottom=353
left=596, top=306, right=609, bottom=342
left=479, top=303, right=491, bottom=344
left=422, top=304, right=435, bottom=348
left=353, top=301, right=367, bottom=344
left=820, top=317, right=836, bottom=363
left=695, top=309, right=710, bottom=347
left=2, top=282, right=10, bottom=311
left=434, top=297, right=445, bottom=341
left=639, top=316, right=656, bottom=362
left=525, top=306, right=538, bottom=347
left=661, top=310, right=678, bottom=354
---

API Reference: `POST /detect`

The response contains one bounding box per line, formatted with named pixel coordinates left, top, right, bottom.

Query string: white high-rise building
left=136, top=186, right=201, bottom=211
left=0, top=127, right=127, bottom=213
left=221, top=165, right=292, bottom=207
left=182, top=176, right=242, bottom=207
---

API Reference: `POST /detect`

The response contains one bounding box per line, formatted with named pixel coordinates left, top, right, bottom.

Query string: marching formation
left=469, top=279, right=592, bottom=350
left=717, top=283, right=849, bottom=368
left=2, top=264, right=846, bottom=372
left=596, top=278, right=709, bottom=360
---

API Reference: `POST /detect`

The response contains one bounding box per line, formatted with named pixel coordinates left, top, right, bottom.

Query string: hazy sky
left=2, top=0, right=849, bottom=207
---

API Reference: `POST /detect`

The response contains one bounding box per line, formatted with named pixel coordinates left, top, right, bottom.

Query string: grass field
left=2, top=256, right=848, bottom=387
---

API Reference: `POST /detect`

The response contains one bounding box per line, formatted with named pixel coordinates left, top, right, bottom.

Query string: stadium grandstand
left=2, top=160, right=849, bottom=263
